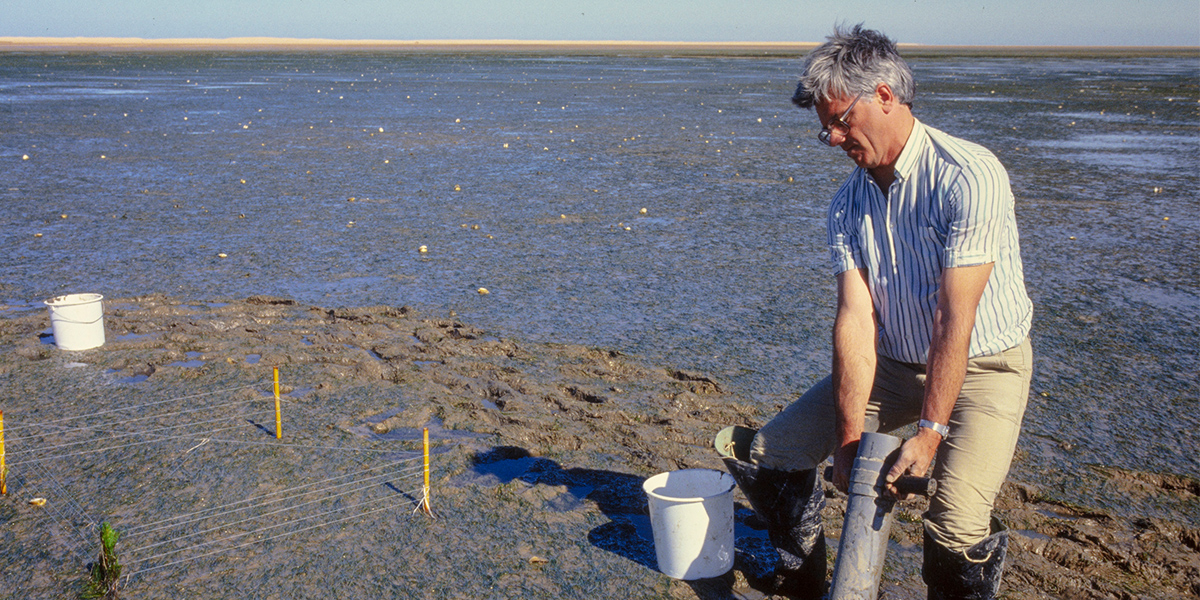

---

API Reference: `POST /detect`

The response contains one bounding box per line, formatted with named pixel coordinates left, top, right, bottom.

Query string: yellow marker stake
left=0, top=410, right=6, bottom=495
left=273, top=367, right=282, bottom=439
left=415, top=427, right=435, bottom=518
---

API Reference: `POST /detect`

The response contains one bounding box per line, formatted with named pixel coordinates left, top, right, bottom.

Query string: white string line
left=6, top=422, right=253, bottom=468
left=126, top=462, right=424, bottom=539
left=4, top=389, right=275, bottom=446
left=12, top=404, right=255, bottom=451
left=4, top=392, right=276, bottom=446
left=8, top=392, right=434, bottom=566
left=30, top=460, right=96, bottom=530
left=1, top=382, right=264, bottom=433
left=23, top=462, right=98, bottom=556
left=6, top=410, right=258, bottom=459
left=10, top=417, right=427, bottom=470
left=10, top=402, right=421, bottom=460
left=23, top=481, right=94, bottom=556
left=126, top=490, right=416, bottom=579
left=156, top=434, right=428, bottom=455
left=127, top=480, right=420, bottom=568
left=122, top=454, right=424, bottom=535
left=35, top=498, right=94, bottom=563
left=127, top=466, right=424, bottom=555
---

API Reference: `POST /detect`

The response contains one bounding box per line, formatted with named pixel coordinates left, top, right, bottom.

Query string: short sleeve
left=942, top=153, right=1011, bottom=268
left=827, top=185, right=864, bottom=274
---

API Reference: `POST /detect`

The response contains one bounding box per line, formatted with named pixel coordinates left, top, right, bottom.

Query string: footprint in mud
left=456, top=446, right=658, bottom=570
left=458, top=446, right=777, bottom=588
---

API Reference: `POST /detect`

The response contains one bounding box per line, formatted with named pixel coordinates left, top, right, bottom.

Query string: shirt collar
left=891, top=118, right=925, bottom=183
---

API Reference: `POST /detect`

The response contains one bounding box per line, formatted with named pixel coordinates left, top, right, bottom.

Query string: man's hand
left=832, top=438, right=860, bottom=494
left=885, top=429, right=941, bottom=499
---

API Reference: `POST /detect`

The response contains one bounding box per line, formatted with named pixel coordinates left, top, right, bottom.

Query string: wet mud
left=0, top=297, right=1196, bottom=598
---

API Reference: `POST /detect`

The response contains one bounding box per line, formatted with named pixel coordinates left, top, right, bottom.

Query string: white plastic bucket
left=44, top=293, right=106, bottom=351
left=642, top=468, right=735, bottom=580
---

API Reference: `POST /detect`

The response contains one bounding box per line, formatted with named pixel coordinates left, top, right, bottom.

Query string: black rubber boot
left=922, top=517, right=1009, bottom=600
left=721, top=457, right=828, bottom=600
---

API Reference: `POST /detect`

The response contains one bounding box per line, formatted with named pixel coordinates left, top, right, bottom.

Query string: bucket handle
left=50, top=315, right=104, bottom=325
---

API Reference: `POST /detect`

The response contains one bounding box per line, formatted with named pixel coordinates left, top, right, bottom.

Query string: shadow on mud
left=465, top=446, right=776, bottom=599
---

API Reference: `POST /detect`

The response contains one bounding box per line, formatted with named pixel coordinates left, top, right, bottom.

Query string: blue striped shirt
left=827, top=119, right=1033, bottom=363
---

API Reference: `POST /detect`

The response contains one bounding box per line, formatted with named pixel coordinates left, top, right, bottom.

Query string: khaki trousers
left=749, top=338, right=1033, bottom=551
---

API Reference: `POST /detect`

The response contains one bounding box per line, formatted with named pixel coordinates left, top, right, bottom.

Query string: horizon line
left=1, top=37, right=1196, bottom=56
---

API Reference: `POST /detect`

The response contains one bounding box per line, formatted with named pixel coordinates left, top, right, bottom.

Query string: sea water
left=1, top=50, right=1197, bottom=520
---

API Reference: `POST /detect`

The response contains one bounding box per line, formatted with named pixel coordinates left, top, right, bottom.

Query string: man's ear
left=876, top=83, right=897, bottom=114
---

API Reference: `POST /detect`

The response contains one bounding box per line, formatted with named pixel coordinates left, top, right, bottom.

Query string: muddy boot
left=922, top=517, right=1009, bottom=600
left=716, top=426, right=827, bottom=599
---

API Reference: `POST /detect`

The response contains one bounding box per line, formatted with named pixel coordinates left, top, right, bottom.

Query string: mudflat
left=1, top=296, right=1195, bottom=598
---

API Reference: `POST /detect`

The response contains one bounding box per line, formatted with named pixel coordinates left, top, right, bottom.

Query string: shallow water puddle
left=164, top=351, right=204, bottom=368
left=112, top=332, right=154, bottom=341
left=350, top=411, right=486, bottom=444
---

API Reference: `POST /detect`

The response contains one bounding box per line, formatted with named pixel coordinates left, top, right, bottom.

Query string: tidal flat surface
left=1, top=50, right=1197, bottom=531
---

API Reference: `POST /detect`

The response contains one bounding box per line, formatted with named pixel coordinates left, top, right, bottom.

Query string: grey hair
left=792, top=24, right=915, bottom=109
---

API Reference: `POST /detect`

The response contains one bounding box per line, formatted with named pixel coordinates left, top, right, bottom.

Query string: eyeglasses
left=816, top=93, right=863, bottom=147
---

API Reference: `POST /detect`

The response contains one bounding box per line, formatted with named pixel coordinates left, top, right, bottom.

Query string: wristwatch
left=919, top=419, right=950, bottom=438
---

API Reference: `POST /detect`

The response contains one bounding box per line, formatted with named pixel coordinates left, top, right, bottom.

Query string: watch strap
left=919, top=419, right=949, bottom=438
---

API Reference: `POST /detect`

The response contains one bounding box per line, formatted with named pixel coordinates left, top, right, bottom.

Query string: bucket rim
left=643, top=468, right=735, bottom=503
left=45, top=293, right=104, bottom=307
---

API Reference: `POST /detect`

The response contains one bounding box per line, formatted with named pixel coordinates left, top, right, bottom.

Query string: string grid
left=2, top=373, right=436, bottom=590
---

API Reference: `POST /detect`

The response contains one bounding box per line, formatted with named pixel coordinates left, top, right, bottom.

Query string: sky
left=4, top=0, right=1199, bottom=47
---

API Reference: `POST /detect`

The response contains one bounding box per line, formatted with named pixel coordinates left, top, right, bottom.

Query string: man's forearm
left=829, top=268, right=878, bottom=492
left=833, top=312, right=876, bottom=445
left=921, top=309, right=973, bottom=427
left=884, top=263, right=993, bottom=489
left=921, top=263, right=993, bottom=429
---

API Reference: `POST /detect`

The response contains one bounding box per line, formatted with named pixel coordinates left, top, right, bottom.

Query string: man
left=717, top=25, right=1033, bottom=599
